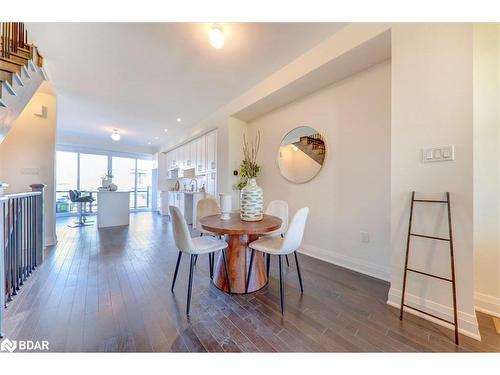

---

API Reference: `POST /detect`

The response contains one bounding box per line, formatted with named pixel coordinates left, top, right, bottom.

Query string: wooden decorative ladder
left=399, top=191, right=459, bottom=345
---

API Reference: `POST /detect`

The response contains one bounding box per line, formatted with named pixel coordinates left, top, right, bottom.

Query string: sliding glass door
left=112, top=157, right=137, bottom=208
left=55, top=149, right=153, bottom=215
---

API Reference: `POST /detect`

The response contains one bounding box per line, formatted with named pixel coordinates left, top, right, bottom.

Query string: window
left=55, top=150, right=153, bottom=215
left=136, top=159, right=153, bottom=208
left=112, top=157, right=137, bottom=208
left=56, top=151, right=78, bottom=214
left=80, top=153, right=108, bottom=192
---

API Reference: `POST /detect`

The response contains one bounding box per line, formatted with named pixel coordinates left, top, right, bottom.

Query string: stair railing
left=0, top=184, right=45, bottom=338
left=0, top=22, right=43, bottom=67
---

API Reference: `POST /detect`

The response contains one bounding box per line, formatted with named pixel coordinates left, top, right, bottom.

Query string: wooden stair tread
left=0, top=57, right=24, bottom=66
left=9, top=52, right=29, bottom=61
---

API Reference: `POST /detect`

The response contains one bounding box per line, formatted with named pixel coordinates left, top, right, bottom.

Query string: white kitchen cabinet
left=196, top=136, right=206, bottom=174
left=171, top=148, right=178, bottom=168
left=206, top=130, right=217, bottom=171
left=207, top=172, right=217, bottom=197
left=178, top=145, right=185, bottom=169
left=165, top=151, right=173, bottom=170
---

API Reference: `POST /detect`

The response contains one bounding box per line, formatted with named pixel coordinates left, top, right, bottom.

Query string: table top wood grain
left=200, top=213, right=281, bottom=235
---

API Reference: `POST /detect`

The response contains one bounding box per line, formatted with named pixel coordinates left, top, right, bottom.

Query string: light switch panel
left=422, top=145, right=454, bottom=163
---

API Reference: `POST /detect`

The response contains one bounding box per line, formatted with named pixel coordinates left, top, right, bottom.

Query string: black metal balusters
left=2, top=192, right=43, bottom=308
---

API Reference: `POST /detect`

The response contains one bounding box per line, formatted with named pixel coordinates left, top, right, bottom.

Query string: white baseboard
left=44, top=235, right=57, bottom=247
left=387, top=287, right=481, bottom=341
left=475, top=292, right=500, bottom=318
left=299, top=243, right=390, bottom=282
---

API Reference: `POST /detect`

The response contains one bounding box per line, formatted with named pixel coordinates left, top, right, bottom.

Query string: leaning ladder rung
left=410, top=233, right=450, bottom=241
left=402, top=304, right=456, bottom=325
left=407, top=268, right=453, bottom=282
left=413, top=199, right=449, bottom=203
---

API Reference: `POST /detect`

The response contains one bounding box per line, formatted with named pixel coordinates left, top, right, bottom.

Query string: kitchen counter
left=160, top=190, right=208, bottom=226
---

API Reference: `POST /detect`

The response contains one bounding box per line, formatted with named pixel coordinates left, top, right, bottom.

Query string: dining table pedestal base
left=213, top=234, right=267, bottom=294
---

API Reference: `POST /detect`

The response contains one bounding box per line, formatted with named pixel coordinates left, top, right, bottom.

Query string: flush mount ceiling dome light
left=209, top=24, right=224, bottom=49
left=111, top=129, right=121, bottom=141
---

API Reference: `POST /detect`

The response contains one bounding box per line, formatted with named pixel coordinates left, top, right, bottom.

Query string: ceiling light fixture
left=164, top=128, right=168, bottom=132
left=154, top=136, right=159, bottom=140
left=209, top=24, right=224, bottom=49
left=292, top=146, right=298, bottom=152
left=176, top=117, right=182, bottom=123
left=111, top=129, right=121, bottom=141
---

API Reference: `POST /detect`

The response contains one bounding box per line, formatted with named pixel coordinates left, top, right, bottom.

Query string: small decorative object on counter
left=101, top=171, right=114, bottom=188
left=109, top=183, right=118, bottom=191
left=239, top=131, right=263, bottom=221
left=219, top=193, right=232, bottom=220
left=0, top=182, right=8, bottom=196
left=200, top=184, right=206, bottom=193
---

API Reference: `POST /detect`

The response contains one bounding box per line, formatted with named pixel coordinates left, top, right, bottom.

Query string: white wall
left=387, top=24, right=479, bottom=339
left=0, top=83, right=57, bottom=246
left=473, top=24, right=500, bottom=318
left=249, top=61, right=392, bottom=280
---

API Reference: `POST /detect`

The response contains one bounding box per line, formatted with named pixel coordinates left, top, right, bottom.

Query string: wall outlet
left=360, top=231, right=370, bottom=243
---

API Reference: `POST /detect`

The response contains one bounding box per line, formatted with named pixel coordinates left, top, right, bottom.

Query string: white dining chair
left=246, top=207, right=309, bottom=314
left=195, top=197, right=222, bottom=278
left=169, top=205, right=231, bottom=315
left=197, top=197, right=221, bottom=236
left=263, top=200, right=290, bottom=267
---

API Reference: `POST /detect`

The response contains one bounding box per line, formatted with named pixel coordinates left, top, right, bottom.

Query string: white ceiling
left=27, top=23, right=346, bottom=152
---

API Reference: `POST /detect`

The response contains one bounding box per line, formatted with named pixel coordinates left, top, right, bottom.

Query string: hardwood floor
left=2, top=212, right=499, bottom=352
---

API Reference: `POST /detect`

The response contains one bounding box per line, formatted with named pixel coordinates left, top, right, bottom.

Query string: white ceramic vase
left=219, top=193, right=232, bottom=220
left=102, top=178, right=111, bottom=188
left=240, top=178, right=263, bottom=221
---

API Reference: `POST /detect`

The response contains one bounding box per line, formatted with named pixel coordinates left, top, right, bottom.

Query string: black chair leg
left=266, top=253, right=271, bottom=278
left=186, top=254, right=195, bottom=315
left=194, top=254, right=198, bottom=265
left=221, top=249, right=231, bottom=293
left=285, top=255, right=290, bottom=267
left=171, top=251, right=182, bottom=292
left=245, top=249, right=255, bottom=293
left=209, top=253, right=213, bottom=279
left=294, top=252, right=304, bottom=293
left=278, top=255, right=285, bottom=314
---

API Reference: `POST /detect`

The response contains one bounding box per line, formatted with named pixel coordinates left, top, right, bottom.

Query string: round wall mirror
left=277, top=126, right=326, bottom=184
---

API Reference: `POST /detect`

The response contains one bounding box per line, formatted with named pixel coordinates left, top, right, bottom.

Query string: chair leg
left=294, top=252, right=304, bottom=293
left=221, top=249, right=231, bottom=293
left=285, top=255, right=290, bottom=267
left=245, top=249, right=255, bottom=293
left=266, top=253, right=271, bottom=278
left=209, top=253, right=213, bottom=279
left=278, top=255, right=285, bottom=314
left=186, top=254, right=195, bottom=315
left=171, top=251, right=182, bottom=292
left=194, top=254, right=198, bottom=265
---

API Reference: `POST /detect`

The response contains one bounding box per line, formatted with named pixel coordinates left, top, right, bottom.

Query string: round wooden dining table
left=200, top=213, right=282, bottom=294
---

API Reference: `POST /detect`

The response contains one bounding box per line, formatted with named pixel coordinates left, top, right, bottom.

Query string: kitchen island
left=97, top=191, right=130, bottom=228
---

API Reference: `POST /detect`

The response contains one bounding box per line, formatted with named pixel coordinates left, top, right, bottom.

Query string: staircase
left=293, top=133, right=326, bottom=165
left=0, top=22, right=47, bottom=144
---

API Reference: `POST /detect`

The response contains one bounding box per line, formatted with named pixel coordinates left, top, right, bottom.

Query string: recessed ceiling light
left=154, top=136, right=159, bottom=140
left=210, top=24, right=224, bottom=49
left=164, top=128, right=168, bottom=132
left=147, top=141, right=152, bottom=145
left=176, top=117, right=182, bottom=123
left=292, top=146, right=298, bottom=152
left=111, top=129, right=121, bottom=141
